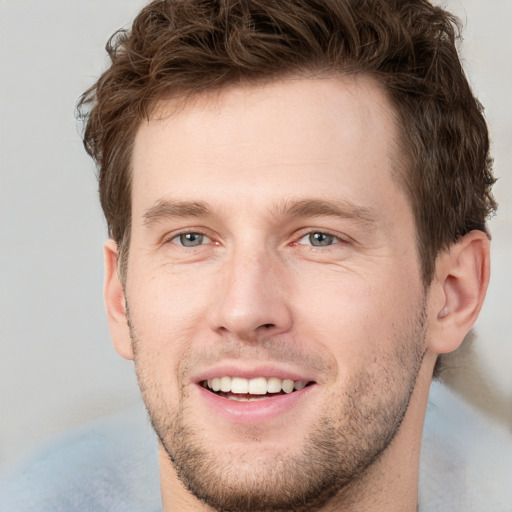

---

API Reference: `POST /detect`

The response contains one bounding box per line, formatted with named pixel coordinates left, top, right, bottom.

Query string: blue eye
left=298, top=232, right=339, bottom=247
left=172, top=232, right=210, bottom=247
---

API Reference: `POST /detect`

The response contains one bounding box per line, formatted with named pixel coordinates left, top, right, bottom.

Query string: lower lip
left=196, top=384, right=315, bottom=424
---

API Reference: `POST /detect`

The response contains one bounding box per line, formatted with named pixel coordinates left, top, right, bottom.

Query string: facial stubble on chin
left=127, top=303, right=427, bottom=512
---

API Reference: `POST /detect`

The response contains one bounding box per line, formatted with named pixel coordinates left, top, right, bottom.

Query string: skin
left=104, top=75, right=490, bottom=511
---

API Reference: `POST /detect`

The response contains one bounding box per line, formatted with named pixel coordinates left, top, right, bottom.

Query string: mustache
left=179, top=337, right=335, bottom=376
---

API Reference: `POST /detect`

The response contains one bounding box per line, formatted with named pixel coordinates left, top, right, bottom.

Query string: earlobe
left=427, top=230, right=490, bottom=355
left=104, top=239, right=134, bottom=360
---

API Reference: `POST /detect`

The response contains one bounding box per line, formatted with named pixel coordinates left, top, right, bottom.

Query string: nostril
left=262, top=323, right=274, bottom=329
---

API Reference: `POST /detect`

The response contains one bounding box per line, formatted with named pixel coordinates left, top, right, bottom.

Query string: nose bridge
left=211, top=239, right=292, bottom=339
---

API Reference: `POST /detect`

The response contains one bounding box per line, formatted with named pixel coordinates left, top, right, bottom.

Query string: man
left=78, top=0, right=496, bottom=511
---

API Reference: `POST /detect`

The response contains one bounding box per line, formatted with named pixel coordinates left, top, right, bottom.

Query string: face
left=121, top=76, right=428, bottom=511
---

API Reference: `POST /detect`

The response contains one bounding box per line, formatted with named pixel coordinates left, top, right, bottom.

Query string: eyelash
left=165, top=230, right=214, bottom=248
left=292, top=230, right=345, bottom=249
left=164, top=229, right=346, bottom=250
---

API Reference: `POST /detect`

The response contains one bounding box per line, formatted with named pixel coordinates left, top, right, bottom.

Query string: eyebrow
left=143, top=200, right=211, bottom=226
left=275, top=198, right=379, bottom=225
left=142, top=197, right=379, bottom=228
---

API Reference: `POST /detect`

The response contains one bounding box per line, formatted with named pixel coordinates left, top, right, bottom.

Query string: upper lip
left=192, top=363, right=316, bottom=385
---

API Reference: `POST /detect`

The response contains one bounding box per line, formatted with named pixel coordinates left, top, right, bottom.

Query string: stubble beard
left=129, top=305, right=427, bottom=512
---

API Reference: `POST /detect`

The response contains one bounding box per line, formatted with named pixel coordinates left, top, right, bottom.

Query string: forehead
left=131, top=75, right=406, bottom=221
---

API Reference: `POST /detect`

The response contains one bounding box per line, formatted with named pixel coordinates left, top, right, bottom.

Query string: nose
left=209, top=246, right=293, bottom=341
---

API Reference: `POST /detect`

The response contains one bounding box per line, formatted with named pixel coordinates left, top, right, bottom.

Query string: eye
left=171, top=232, right=211, bottom=247
left=297, top=232, right=340, bottom=247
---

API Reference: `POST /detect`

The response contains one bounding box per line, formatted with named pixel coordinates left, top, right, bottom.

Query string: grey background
left=1, top=0, right=511, bottom=476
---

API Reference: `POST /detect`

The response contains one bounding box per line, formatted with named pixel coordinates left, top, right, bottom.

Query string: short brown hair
left=78, top=0, right=496, bottom=285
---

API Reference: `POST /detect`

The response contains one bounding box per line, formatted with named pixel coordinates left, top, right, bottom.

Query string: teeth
left=282, top=379, right=294, bottom=394
left=294, top=380, right=307, bottom=391
left=220, top=376, right=231, bottom=392
left=267, top=377, right=282, bottom=393
left=204, top=376, right=310, bottom=395
left=248, top=377, right=267, bottom=395
left=210, top=378, right=221, bottom=391
left=231, top=377, right=249, bottom=394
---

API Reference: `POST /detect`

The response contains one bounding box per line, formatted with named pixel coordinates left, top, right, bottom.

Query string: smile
left=201, top=376, right=312, bottom=401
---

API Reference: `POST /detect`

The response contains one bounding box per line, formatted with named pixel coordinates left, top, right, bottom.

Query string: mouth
left=201, top=376, right=314, bottom=402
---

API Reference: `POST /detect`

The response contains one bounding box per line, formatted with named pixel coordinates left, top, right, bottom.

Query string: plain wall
left=1, top=0, right=511, bottom=476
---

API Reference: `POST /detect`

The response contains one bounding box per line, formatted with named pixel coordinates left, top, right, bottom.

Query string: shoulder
left=0, top=407, right=161, bottom=512
left=419, top=381, right=512, bottom=512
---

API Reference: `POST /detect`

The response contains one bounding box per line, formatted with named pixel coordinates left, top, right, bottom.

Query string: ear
left=427, top=230, right=490, bottom=355
left=104, top=239, right=134, bottom=360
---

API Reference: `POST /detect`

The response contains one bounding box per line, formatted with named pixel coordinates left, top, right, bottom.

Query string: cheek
left=126, top=267, right=214, bottom=369
left=290, top=264, right=422, bottom=369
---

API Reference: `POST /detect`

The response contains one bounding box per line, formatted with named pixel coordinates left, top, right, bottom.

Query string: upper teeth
left=206, top=377, right=308, bottom=395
